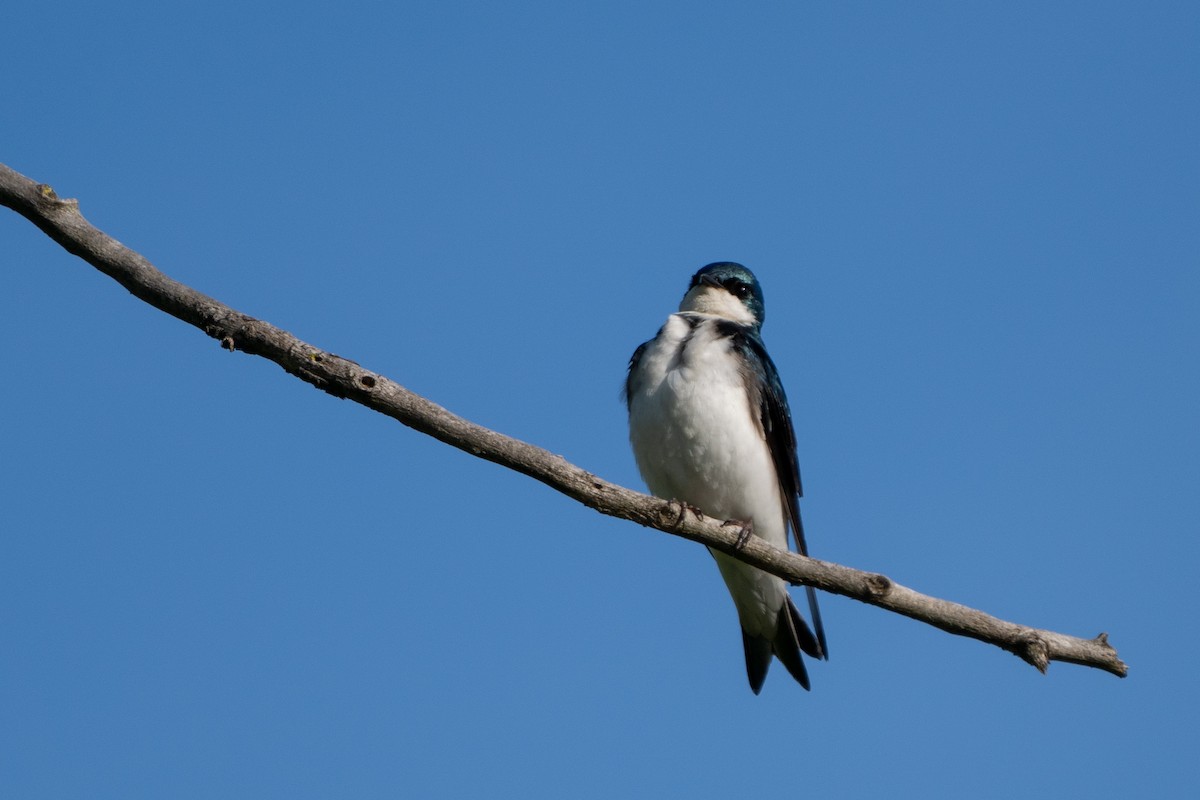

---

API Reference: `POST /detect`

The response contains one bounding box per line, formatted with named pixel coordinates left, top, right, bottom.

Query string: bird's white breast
left=628, top=314, right=786, bottom=550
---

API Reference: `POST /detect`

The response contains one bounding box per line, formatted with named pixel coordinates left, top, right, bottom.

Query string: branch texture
left=0, top=161, right=1128, bottom=679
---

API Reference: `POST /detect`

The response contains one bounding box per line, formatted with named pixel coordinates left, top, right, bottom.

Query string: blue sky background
left=3, top=2, right=1197, bottom=797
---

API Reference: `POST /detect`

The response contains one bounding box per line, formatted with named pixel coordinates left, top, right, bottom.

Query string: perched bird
left=625, top=262, right=827, bottom=693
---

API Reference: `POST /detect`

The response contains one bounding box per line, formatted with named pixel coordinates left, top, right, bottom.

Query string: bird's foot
left=670, top=500, right=705, bottom=529
left=722, top=518, right=755, bottom=551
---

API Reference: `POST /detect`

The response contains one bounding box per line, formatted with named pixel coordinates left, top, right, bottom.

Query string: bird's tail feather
left=741, top=596, right=821, bottom=694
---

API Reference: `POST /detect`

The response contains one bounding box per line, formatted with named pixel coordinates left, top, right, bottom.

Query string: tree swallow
left=625, top=262, right=827, bottom=693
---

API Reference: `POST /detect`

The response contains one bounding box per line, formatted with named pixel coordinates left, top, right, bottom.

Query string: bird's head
left=678, top=262, right=765, bottom=329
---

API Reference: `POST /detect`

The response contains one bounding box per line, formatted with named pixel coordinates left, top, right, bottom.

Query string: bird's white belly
left=628, top=314, right=789, bottom=634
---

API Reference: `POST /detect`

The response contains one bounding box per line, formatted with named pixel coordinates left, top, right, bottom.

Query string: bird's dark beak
left=698, top=274, right=723, bottom=289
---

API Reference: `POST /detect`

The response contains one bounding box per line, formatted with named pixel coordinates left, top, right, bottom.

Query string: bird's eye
left=724, top=280, right=750, bottom=299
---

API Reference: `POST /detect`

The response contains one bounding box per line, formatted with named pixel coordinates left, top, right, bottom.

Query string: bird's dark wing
left=727, top=324, right=828, bottom=660
left=622, top=338, right=651, bottom=411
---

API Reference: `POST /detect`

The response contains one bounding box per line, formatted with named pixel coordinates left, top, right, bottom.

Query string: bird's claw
left=670, top=500, right=704, bottom=529
left=723, top=518, right=755, bottom=551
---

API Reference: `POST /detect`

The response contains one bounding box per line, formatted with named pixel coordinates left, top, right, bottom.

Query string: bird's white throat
left=678, top=285, right=757, bottom=325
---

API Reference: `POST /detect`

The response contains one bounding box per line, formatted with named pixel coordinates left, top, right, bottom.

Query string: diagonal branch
left=0, top=161, right=1128, bottom=679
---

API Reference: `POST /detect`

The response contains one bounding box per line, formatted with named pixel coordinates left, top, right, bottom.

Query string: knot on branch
left=1015, top=631, right=1051, bottom=674
left=35, top=183, right=78, bottom=209
left=864, top=573, right=892, bottom=598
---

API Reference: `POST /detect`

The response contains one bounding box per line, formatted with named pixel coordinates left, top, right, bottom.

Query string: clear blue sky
left=3, top=2, right=1197, bottom=797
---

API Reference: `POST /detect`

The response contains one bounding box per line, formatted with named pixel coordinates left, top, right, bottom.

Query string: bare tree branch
left=0, top=161, right=1128, bottom=679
